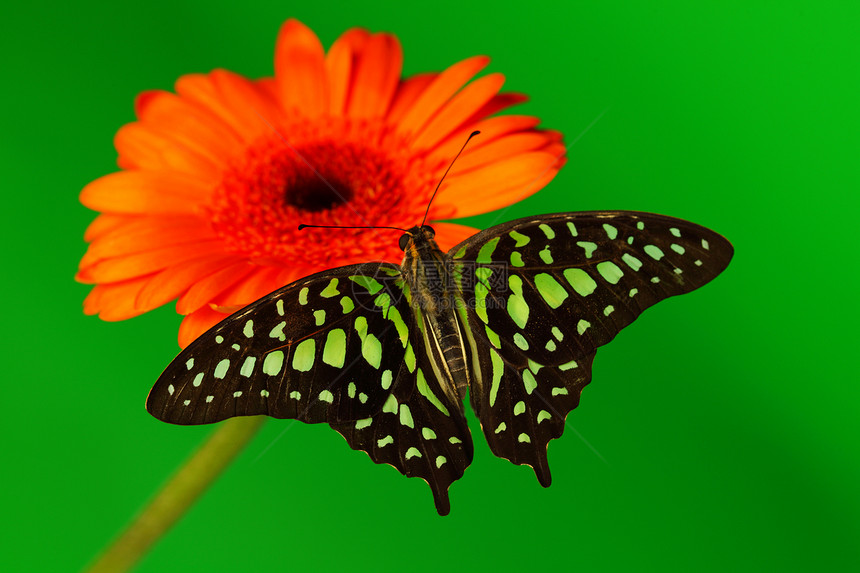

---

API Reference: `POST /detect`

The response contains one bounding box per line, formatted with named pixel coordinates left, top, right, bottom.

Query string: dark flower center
left=283, top=175, right=352, bottom=212
left=208, top=122, right=444, bottom=268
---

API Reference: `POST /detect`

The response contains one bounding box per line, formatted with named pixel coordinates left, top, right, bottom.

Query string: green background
left=3, top=1, right=858, bottom=571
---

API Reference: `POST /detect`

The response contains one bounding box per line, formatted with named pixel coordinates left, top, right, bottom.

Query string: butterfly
left=147, top=210, right=732, bottom=515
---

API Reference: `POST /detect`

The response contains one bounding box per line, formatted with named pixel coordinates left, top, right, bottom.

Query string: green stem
left=84, top=416, right=266, bottom=573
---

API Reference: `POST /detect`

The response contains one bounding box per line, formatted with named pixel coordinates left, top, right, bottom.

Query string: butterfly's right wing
left=449, top=211, right=733, bottom=485
left=147, top=263, right=412, bottom=425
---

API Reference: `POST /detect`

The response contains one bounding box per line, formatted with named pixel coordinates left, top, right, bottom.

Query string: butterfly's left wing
left=149, top=262, right=473, bottom=514
left=449, top=211, right=733, bottom=484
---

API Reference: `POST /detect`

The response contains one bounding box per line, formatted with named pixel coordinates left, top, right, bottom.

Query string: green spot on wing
left=576, top=241, right=597, bottom=258
left=564, top=268, right=597, bottom=296
left=603, top=223, right=618, bottom=240
left=240, top=356, right=256, bottom=377
left=386, top=305, right=409, bottom=348
left=577, top=319, right=591, bottom=335
left=474, top=267, right=493, bottom=322
left=404, top=343, right=416, bottom=372
left=399, top=404, right=415, bottom=428
left=214, top=359, right=230, bottom=379
left=417, top=369, right=450, bottom=416
left=349, top=275, right=383, bottom=295
left=353, top=316, right=382, bottom=369
left=534, top=273, right=569, bottom=309
left=320, top=279, right=340, bottom=298
left=485, top=326, right=501, bottom=349
left=507, top=275, right=529, bottom=329
left=539, top=246, right=554, bottom=264
left=340, top=296, right=355, bottom=313
left=382, top=395, right=398, bottom=414
left=381, top=369, right=393, bottom=390
left=509, top=230, right=529, bottom=247
left=405, top=447, right=422, bottom=459
left=322, top=329, right=346, bottom=368
left=489, top=349, right=503, bottom=407
left=292, top=339, right=316, bottom=372
left=262, top=351, right=284, bottom=375
left=476, top=237, right=501, bottom=263
left=622, top=253, right=643, bottom=271
left=644, top=245, right=664, bottom=260
left=539, top=223, right=555, bottom=239
left=523, top=369, right=537, bottom=394
left=596, top=261, right=624, bottom=284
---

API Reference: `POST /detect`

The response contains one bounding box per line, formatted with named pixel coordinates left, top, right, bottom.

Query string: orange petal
left=176, top=261, right=257, bottom=315
left=435, top=152, right=563, bottom=218
left=80, top=171, right=212, bottom=215
left=212, top=266, right=287, bottom=308
left=80, top=216, right=215, bottom=267
left=83, top=214, right=138, bottom=241
left=411, top=73, right=505, bottom=150
left=83, top=275, right=157, bottom=321
left=175, top=70, right=286, bottom=143
left=135, top=253, right=242, bottom=312
left=114, top=122, right=221, bottom=181
left=387, top=73, right=438, bottom=124
left=431, top=114, right=541, bottom=161
left=178, top=306, right=231, bottom=349
left=442, top=132, right=562, bottom=175
left=462, top=92, right=529, bottom=126
left=430, top=222, right=480, bottom=252
left=77, top=240, right=226, bottom=283
left=134, top=90, right=244, bottom=164
left=396, top=56, right=490, bottom=137
left=255, top=77, right=278, bottom=100
left=274, top=19, right=327, bottom=117
left=325, top=28, right=371, bottom=115
left=347, top=33, right=403, bottom=119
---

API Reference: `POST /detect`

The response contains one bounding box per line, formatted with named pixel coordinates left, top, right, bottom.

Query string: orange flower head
left=77, top=19, right=566, bottom=348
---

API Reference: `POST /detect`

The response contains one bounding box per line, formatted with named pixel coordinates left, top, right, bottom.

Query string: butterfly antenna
left=421, top=130, right=481, bottom=227
left=297, top=223, right=409, bottom=232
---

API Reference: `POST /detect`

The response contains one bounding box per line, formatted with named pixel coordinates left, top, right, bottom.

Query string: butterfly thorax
left=400, top=226, right=471, bottom=404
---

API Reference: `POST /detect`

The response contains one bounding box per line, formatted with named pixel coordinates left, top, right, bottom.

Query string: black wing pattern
left=449, top=211, right=733, bottom=485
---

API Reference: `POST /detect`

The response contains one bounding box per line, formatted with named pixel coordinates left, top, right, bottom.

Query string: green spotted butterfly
left=147, top=211, right=732, bottom=515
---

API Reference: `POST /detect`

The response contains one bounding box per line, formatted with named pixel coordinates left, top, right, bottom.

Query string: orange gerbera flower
left=77, top=19, right=565, bottom=348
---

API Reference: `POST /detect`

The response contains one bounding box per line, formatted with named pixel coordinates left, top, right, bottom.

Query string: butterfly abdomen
left=402, top=228, right=472, bottom=403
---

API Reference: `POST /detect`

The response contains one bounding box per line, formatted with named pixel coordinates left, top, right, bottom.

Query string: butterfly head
left=399, top=225, right=436, bottom=252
